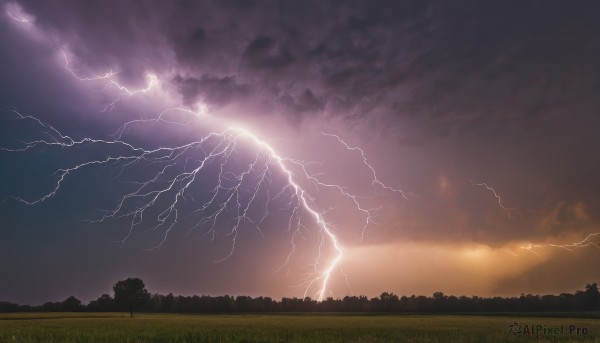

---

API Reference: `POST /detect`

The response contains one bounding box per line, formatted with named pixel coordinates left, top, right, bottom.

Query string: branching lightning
left=1, top=101, right=408, bottom=300
left=519, top=233, right=600, bottom=256
left=61, top=50, right=117, bottom=81
left=469, top=179, right=599, bottom=257
left=60, top=49, right=158, bottom=112
left=0, top=14, right=409, bottom=298
left=469, top=179, right=521, bottom=219
left=319, top=133, right=411, bottom=241
left=2, top=13, right=383, bottom=298
left=323, top=133, right=411, bottom=200
left=548, top=233, right=600, bottom=251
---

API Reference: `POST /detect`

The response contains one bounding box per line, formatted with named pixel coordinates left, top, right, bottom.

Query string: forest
left=1, top=279, right=599, bottom=314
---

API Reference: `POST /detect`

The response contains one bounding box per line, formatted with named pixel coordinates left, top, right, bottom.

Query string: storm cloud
left=1, top=0, right=600, bottom=303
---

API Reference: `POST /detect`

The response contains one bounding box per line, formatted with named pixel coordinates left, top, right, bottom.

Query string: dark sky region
left=1, top=0, right=600, bottom=305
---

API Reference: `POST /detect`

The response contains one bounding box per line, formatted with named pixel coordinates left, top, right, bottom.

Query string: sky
left=1, top=0, right=599, bottom=305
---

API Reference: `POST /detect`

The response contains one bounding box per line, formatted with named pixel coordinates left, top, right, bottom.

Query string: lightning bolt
left=5, top=4, right=157, bottom=112
left=319, top=133, right=414, bottom=243
left=548, top=232, right=600, bottom=251
left=2, top=13, right=411, bottom=301
left=1, top=105, right=409, bottom=301
left=469, top=179, right=521, bottom=219
left=469, top=179, right=599, bottom=257
left=60, top=49, right=158, bottom=112
left=323, top=133, right=411, bottom=200
left=61, top=50, right=117, bottom=81
left=519, top=232, right=600, bottom=256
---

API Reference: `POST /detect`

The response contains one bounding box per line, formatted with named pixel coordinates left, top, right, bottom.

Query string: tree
left=379, top=292, right=400, bottom=311
left=584, top=283, right=600, bottom=310
left=88, top=294, right=116, bottom=312
left=62, top=296, right=82, bottom=311
left=113, top=278, right=150, bottom=318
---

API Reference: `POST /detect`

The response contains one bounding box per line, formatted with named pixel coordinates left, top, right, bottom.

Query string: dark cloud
left=13, top=0, right=600, bottom=131
left=174, top=74, right=253, bottom=106
left=242, top=35, right=296, bottom=70
left=291, top=89, right=325, bottom=113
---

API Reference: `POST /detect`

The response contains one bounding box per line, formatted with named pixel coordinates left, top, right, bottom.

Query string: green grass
left=0, top=312, right=599, bottom=342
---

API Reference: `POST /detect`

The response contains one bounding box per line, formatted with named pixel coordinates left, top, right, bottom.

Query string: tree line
left=1, top=279, right=599, bottom=314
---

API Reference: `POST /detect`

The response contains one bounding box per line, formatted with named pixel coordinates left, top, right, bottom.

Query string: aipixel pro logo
left=509, top=322, right=589, bottom=336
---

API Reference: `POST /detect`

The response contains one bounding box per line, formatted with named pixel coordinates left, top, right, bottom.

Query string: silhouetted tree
left=62, top=296, right=82, bottom=311
left=113, top=278, right=150, bottom=318
left=585, top=283, right=600, bottom=310
left=41, top=301, right=62, bottom=312
left=0, top=302, right=20, bottom=312
left=379, top=292, right=400, bottom=311
left=88, top=294, right=116, bottom=312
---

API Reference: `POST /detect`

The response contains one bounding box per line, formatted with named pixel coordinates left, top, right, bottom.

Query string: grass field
left=0, top=312, right=599, bottom=342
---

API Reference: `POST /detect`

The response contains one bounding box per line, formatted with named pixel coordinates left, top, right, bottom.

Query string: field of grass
left=0, top=312, right=599, bottom=342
